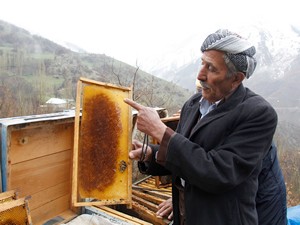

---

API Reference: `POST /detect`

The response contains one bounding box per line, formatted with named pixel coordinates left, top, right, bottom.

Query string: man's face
left=197, top=50, right=237, bottom=103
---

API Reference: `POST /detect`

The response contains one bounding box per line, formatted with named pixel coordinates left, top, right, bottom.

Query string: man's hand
left=129, top=139, right=152, bottom=161
left=124, top=98, right=167, bottom=142
left=156, top=197, right=173, bottom=220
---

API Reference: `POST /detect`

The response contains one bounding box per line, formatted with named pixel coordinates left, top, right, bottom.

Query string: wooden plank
left=132, top=190, right=164, bottom=205
left=127, top=88, right=133, bottom=209
left=132, top=201, right=168, bottom=225
left=9, top=122, right=74, bottom=164
left=74, top=199, right=131, bottom=207
left=96, top=206, right=152, bottom=225
left=144, top=178, right=156, bottom=185
left=80, top=77, right=131, bottom=91
left=28, top=181, right=70, bottom=210
left=133, top=186, right=171, bottom=199
left=138, top=183, right=172, bottom=192
left=133, top=195, right=158, bottom=212
left=71, top=79, right=82, bottom=206
left=0, top=190, right=16, bottom=202
left=9, top=150, right=72, bottom=197
left=31, top=194, right=71, bottom=225
left=55, top=209, right=78, bottom=224
left=0, top=197, right=25, bottom=211
left=139, top=183, right=156, bottom=189
left=143, top=191, right=171, bottom=200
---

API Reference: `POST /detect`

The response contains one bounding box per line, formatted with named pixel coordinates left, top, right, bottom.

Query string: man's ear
left=232, top=72, right=245, bottom=89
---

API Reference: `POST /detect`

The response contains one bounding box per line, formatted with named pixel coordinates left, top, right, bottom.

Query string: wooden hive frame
left=0, top=190, right=17, bottom=204
left=72, top=77, right=133, bottom=207
left=0, top=193, right=32, bottom=225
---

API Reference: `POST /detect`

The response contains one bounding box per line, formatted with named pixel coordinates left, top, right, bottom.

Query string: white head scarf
left=201, top=29, right=257, bottom=78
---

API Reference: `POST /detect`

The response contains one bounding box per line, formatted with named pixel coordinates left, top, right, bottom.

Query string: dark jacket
left=140, top=84, right=278, bottom=225
left=256, top=142, right=287, bottom=225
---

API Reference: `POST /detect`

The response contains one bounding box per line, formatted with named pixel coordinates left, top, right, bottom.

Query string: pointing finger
left=124, top=98, right=144, bottom=111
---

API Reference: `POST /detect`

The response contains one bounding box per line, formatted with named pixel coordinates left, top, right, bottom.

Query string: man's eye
left=208, top=65, right=215, bottom=72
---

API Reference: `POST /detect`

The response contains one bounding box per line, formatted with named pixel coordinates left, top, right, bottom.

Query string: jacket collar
left=189, top=84, right=247, bottom=138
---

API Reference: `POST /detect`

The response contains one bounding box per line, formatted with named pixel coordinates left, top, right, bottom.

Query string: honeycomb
left=77, top=82, right=131, bottom=202
left=79, top=92, right=121, bottom=192
left=0, top=198, right=31, bottom=225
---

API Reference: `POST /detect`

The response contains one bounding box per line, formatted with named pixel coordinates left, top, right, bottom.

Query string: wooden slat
left=146, top=191, right=171, bottom=200
left=55, top=209, right=79, bottom=224
left=133, top=187, right=171, bottom=199
left=96, top=206, right=152, bottom=225
left=0, top=197, right=25, bottom=211
left=138, top=183, right=172, bottom=193
left=72, top=79, right=82, bottom=206
left=132, top=202, right=168, bottom=225
left=79, top=77, right=131, bottom=91
left=133, top=195, right=158, bottom=212
left=28, top=181, right=70, bottom=210
left=139, top=183, right=156, bottom=189
left=31, top=194, right=70, bottom=225
left=132, top=190, right=164, bottom=205
left=9, top=150, right=72, bottom=197
left=10, top=122, right=74, bottom=164
left=73, top=199, right=131, bottom=207
left=144, top=179, right=156, bottom=185
left=0, top=190, right=16, bottom=202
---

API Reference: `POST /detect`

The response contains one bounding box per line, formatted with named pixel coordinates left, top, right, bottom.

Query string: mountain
left=142, top=23, right=300, bottom=90
left=142, top=23, right=300, bottom=123
left=0, top=20, right=192, bottom=118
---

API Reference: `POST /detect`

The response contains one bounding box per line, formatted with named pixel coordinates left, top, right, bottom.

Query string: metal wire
left=139, top=133, right=149, bottom=162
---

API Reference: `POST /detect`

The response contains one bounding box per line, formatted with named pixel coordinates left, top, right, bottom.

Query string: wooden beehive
left=0, top=112, right=78, bottom=224
left=72, top=77, right=132, bottom=207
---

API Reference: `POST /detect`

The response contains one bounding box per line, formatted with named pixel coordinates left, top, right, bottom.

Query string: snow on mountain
left=140, top=22, right=300, bottom=89
left=245, top=22, right=300, bottom=79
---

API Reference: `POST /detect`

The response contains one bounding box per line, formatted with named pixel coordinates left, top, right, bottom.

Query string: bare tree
left=111, top=58, right=123, bottom=86
left=132, top=60, right=139, bottom=101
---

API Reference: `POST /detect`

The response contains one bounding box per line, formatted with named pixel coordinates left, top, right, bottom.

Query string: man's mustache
left=200, top=81, right=210, bottom=89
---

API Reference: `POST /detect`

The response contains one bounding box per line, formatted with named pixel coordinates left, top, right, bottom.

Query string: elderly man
left=125, top=29, right=280, bottom=225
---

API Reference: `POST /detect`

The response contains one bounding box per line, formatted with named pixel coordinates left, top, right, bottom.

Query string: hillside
left=0, top=20, right=193, bottom=118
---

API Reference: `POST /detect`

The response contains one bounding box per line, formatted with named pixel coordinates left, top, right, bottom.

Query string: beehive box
left=0, top=111, right=156, bottom=225
left=0, top=112, right=78, bottom=224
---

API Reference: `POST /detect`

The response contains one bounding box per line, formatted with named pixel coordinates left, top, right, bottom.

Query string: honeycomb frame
left=72, top=77, right=132, bottom=208
left=0, top=197, right=32, bottom=225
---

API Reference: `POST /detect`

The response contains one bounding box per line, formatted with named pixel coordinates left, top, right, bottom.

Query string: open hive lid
left=72, top=77, right=132, bottom=207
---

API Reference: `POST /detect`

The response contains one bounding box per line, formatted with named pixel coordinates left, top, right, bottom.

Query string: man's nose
left=197, top=66, right=206, bottom=81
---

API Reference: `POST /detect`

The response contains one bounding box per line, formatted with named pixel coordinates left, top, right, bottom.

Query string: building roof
left=46, top=98, right=67, bottom=104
